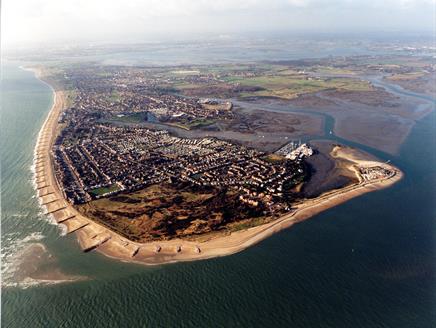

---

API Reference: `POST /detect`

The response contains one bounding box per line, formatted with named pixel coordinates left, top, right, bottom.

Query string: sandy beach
left=33, top=71, right=403, bottom=266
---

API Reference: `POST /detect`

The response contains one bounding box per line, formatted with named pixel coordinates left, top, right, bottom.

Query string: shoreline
left=32, top=70, right=403, bottom=266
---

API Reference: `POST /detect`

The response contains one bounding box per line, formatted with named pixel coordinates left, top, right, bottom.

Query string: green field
left=162, top=63, right=374, bottom=101
left=89, top=184, right=121, bottom=197
left=167, top=118, right=215, bottom=130
left=110, top=90, right=121, bottom=102
left=313, top=66, right=356, bottom=75
left=186, top=119, right=215, bottom=129
left=224, top=75, right=373, bottom=99
left=171, top=82, right=209, bottom=90
left=263, top=153, right=286, bottom=163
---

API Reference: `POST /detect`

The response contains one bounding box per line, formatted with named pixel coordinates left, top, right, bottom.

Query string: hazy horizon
left=2, top=0, right=435, bottom=50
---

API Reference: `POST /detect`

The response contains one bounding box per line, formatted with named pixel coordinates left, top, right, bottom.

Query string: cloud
left=1, top=0, right=435, bottom=48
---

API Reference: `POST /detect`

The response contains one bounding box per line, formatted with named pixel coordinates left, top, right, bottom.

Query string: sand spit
left=33, top=70, right=403, bottom=266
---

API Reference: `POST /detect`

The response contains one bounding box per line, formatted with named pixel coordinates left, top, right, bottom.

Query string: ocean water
left=1, top=62, right=435, bottom=327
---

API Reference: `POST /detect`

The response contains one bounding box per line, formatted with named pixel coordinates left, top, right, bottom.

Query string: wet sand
left=254, top=81, right=434, bottom=155
left=303, top=140, right=360, bottom=198
left=33, top=71, right=403, bottom=266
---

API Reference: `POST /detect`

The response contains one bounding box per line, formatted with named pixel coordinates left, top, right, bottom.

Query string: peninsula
left=32, top=59, right=407, bottom=265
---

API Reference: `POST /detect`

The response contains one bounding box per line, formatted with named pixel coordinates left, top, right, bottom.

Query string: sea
left=1, top=54, right=435, bottom=327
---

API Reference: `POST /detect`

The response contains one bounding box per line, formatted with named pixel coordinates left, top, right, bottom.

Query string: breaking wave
left=1, top=232, right=46, bottom=288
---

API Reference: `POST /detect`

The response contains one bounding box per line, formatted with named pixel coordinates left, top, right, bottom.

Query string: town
left=54, top=123, right=312, bottom=213
left=52, top=66, right=318, bottom=216
left=59, top=65, right=234, bottom=130
left=48, top=63, right=403, bottom=241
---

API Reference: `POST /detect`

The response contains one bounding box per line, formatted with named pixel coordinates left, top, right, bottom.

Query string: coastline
left=32, top=70, right=404, bottom=266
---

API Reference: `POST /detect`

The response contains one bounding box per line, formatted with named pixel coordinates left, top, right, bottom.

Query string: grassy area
left=263, top=153, right=286, bottom=163
left=187, top=119, right=215, bottom=129
left=387, top=72, right=426, bottom=81
left=77, top=179, right=278, bottom=242
left=228, top=216, right=270, bottom=232
left=313, top=66, right=356, bottom=75
left=225, top=75, right=373, bottom=99
left=167, top=118, right=215, bottom=130
left=110, top=90, right=121, bottom=102
left=65, top=90, right=77, bottom=108
left=172, top=82, right=206, bottom=90
left=181, top=191, right=214, bottom=202
left=77, top=183, right=230, bottom=241
left=89, top=184, right=121, bottom=197
left=164, top=63, right=374, bottom=101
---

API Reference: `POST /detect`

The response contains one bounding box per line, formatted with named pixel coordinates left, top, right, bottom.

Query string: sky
left=1, top=0, right=435, bottom=49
